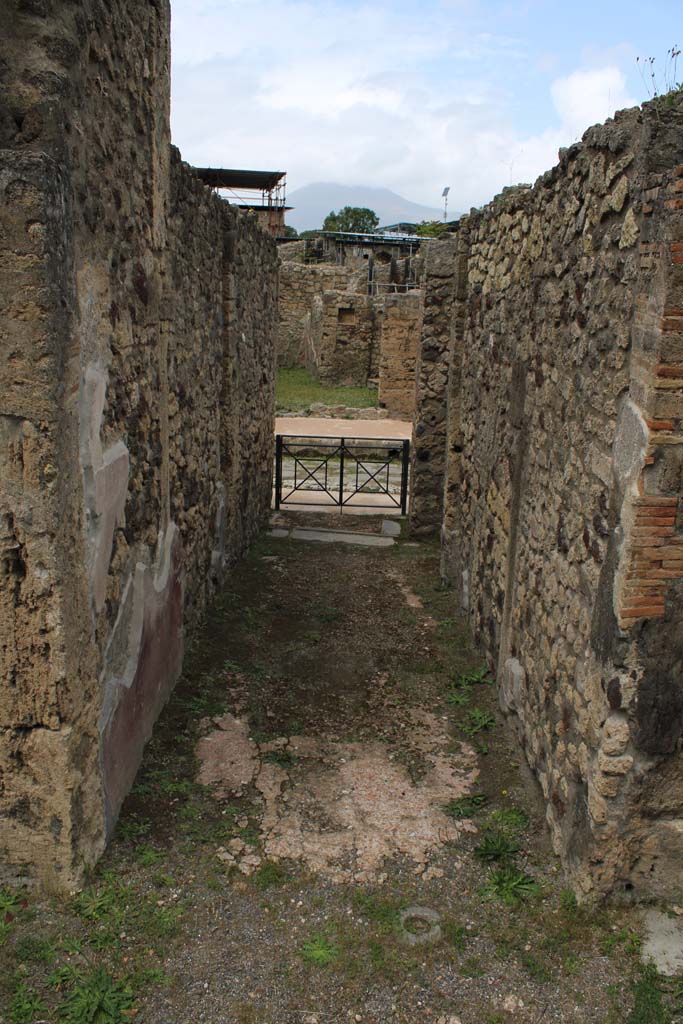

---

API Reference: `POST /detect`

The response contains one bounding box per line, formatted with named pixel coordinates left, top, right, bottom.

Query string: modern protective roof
left=194, top=168, right=286, bottom=190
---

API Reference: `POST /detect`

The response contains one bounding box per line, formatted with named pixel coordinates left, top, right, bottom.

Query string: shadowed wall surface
left=0, top=0, right=277, bottom=890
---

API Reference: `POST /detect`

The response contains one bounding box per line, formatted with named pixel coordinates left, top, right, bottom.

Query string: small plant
left=628, top=963, right=671, bottom=1024
left=253, top=861, right=287, bottom=889
left=447, top=686, right=471, bottom=707
left=300, top=934, right=339, bottom=966
left=460, top=708, right=495, bottom=738
left=637, top=46, right=682, bottom=99
left=9, top=982, right=47, bottom=1024
left=442, top=920, right=467, bottom=950
left=488, top=807, right=529, bottom=833
left=563, top=954, right=580, bottom=976
left=135, top=844, right=164, bottom=867
left=522, top=952, right=552, bottom=982
left=48, top=964, right=83, bottom=991
left=116, top=816, right=151, bottom=841
left=474, top=831, right=520, bottom=864
left=59, top=967, right=134, bottom=1024
left=352, top=891, right=399, bottom=930
left=602, top=927, right=642, bottom=956
left=559, top=888, right=579, bottom=913
left=443, top=794, right=488, bottom=818
left=459, top=666, right=491, bottom=685
left=14, top=934, right=56, bottom=964
left=483, top=867, right=539, bottom=905
left=0, top=886, right=23, bottom=915
left=73, top=886, right=118, bottom=922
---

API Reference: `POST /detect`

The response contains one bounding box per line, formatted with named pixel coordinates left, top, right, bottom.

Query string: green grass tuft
left=474, top=831, right=520, bottom=864
left=628, top=964, right=671, bottom=1024
left=300, top=934, right=339, bottom=966
left=483, top=867, right=540, bottom=905
left=443, top=794, right=488, bottom=818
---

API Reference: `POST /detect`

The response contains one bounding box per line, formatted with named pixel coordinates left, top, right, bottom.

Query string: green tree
left=414, top=220, right=449, bottom=238
left=322, top=206, right=380, bottom=233
left=282, top=224, right=298, bottom=238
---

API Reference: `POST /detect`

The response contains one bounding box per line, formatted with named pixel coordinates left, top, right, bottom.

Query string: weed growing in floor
left=47, top=964, right=82, bottom=992
left=253, top=862, right=288, bottom=889
left=458, top=667, right=491, bottom=686
left=0, top=887, right=23, bottom=915
left=521, top=951, right=552, bottom=982
left=116, top=817, right=151, bottom=842
left=483, top=867, right=540, bottom=905
left=602, top=928, right=642, bottom=956
left=300, top=934, right=339, bottom=966
left=59, top=967, right=134, bottom=1024
left=443, top=794, right=488, bottom=818
left=487, top=807, right=529, bottom=834
left=460, top=708, right=495, bottom=738
left=447, top=686, right=472, bottom=707
left=8, top=982, right=47, bottom=1024
left=628, top=963, right=671, bottom=1024
left=474, top=831, right=520, bottom=864
left=13, top=935, right=56, bottom=965
left=352, top=892, right=399, bottom=932
left=442, top=921, right=467, bottom=951
left=135, top=844, right=164, bottom=867
left=559, top=888, right=579, bottom=913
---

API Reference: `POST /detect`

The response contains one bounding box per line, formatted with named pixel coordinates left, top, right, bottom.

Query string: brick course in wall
left=0, top=0, right=277, bottom=890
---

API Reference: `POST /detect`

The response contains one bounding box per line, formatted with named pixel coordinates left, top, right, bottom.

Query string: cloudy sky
left=170, top=0, right=680, bottom=212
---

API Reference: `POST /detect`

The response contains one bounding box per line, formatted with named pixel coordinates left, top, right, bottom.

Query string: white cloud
left=550, top=66, right=636, bottom=142
left=169, top=0, right=642, bottom=216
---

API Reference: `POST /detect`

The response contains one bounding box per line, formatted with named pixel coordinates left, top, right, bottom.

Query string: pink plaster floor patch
left=196, top=710, right=479, bottom=881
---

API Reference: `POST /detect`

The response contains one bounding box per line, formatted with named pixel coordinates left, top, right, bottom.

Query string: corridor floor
left=0, top=515, right=663, bottom=1024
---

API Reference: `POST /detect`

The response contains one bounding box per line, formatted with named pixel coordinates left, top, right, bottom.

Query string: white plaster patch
left=80, top=365, right=130, bottom=613
left=641, top=909, right=683, bottom=976
left=612, top=398, right=648, bottom=498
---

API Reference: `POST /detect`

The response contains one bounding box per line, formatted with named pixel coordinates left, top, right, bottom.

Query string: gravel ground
left=1, top=518, right=676, bottom=1024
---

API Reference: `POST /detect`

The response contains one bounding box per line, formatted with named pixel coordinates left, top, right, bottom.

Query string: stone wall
left=439, top=97, right=683, bottom=899
left=282, top=250, right=423, bottom=418
left=278, top=261, right=351, bottom=367
left=0, top=0, right=277, bottom=890
left=304, top=291, right=378, bottom=386
left=378, top=294, right=423, bottom=418
left=410, top=237, right=459, bottom=535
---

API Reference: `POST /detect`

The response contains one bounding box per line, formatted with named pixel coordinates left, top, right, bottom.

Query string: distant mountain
left=286, top=182, right=452, bottom=232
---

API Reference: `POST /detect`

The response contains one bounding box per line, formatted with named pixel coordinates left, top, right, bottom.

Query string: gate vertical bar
left=400, top=438, right=410, bottom=515
left=275, top=434, right=283, bottom=510
left=338, top=437, right=346, bottom=508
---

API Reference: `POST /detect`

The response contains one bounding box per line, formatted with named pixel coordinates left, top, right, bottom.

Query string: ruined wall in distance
left=278, top=261, right=351, bottom=367
left=0, top=0, right=277, bottom=890
left=441, top=97, right=683, bottom=899
left=304, top=291, right=379, bottom=387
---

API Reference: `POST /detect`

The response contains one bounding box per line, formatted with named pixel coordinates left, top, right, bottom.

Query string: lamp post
left=442, top=186, right=450, bottom=222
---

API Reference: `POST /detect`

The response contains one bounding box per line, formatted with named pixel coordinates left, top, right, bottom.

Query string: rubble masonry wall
left=438, top=98, right=683, bottom=898
left=0, top=0, right=277, bottom=890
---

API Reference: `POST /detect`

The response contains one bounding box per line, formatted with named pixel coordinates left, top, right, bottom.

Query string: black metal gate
left=274, top=434, right=410, bottom=514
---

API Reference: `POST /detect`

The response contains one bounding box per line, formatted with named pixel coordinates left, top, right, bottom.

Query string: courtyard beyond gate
left=274, top=434, right=411, bottom=514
